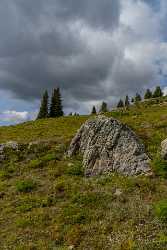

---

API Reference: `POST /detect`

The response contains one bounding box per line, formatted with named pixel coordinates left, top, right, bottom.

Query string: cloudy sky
left=0, top=0, right=167, bottom=125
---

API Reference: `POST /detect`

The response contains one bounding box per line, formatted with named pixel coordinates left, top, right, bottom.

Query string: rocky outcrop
left=161, top=138, right=167, bottom=159
left=0, top=141, right=19, bottom=162
left=0, top=140, right=54, bottom=165
left=67, top=115, right=151, bottom=176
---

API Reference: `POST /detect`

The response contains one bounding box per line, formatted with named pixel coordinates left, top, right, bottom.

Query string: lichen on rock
left=67, top=115, right=151, bottom=176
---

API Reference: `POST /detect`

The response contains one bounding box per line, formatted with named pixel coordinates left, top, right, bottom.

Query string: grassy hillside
left=0, top=100, right=167, bottom=249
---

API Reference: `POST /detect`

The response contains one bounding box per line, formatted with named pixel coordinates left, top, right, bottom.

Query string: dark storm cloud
left=0, top=0, right=121, bottom=104
left=0, top=0, right=165, bottom=112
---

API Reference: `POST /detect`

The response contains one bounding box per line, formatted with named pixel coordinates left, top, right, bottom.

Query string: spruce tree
left=135, top=93, right=142, bottom=102
left=37, top=90, right=49, bottom=119
left=49, top=88, right=63, bottom=118
left=49, top=89, right=57, bottom=118
left=91, top=106, right=97, bottom=115
left=100, top=102, right=108, bottom=113
left=125, top=95, right=130, bottom=107
left=131, top=97, right=134, bottom=103
left=144, top=89, right=152, bottom=99
left=117, top=99, right=124, bottom=108
left=153, top=86, right=163, bottom=98
left=55, top=88, right=64, bottom=117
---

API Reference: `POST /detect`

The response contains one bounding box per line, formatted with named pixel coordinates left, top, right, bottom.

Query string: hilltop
left=0, top=98, right=167, bottom=249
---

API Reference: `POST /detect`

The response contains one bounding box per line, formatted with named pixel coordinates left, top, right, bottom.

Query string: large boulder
left=67, top=115, right=151, bottom=176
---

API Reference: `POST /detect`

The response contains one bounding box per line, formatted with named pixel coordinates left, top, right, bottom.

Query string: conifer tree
left=49, top=88, right=63, bottom=118
left=91, top=106, right=97, bottom=115
left=49, top=89, right=57, bottom=118
left=37, top=90, right=49, bottom=119
left=56, top=87, right=64, bottom=117
left=135, top=93, right=142, bottom=102
left=125, top=95, right=130, bottom=107
left=144, top=89, right=152, bottom=99
left=100, top=102, right=108, bottom=113
left=153, top=86, right=163, bottom=98
left=117, top=99, right=124, bottom=108
left=131, top=97, right=134, bottom=103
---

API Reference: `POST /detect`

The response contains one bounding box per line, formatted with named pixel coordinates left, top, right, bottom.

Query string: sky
left=0, top=0, right=167, bottom=125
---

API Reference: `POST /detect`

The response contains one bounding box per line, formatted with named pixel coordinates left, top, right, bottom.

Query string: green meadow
left=0, top=99, right=167, bottom=249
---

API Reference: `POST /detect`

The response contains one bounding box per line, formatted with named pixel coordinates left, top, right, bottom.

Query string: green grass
left=0, top=100, right=167, bottom=249
left=16, top=180, right=36, bottom=193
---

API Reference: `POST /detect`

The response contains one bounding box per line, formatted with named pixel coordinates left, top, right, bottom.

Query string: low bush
left=66, top=162, right=84, bottom=176
left=154, top=200, right=167, bottom=222
left=16, top=179, right=36, bottom=193
left=152, top=157, right=167, bottom=178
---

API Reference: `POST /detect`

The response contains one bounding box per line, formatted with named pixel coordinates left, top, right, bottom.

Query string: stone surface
left=0, top=141, right=18, bottom=152
left=161, top=138, right=167, bottom=159
left=0, top=141, right=19, bottom=163
left=0, top=140, right=53, bottom=165
left=67, top=115, right=151, bottom=176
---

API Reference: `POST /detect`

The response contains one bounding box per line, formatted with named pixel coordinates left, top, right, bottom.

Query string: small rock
left=68, top=246, right=74, bottom=250
left=161, top=138, right=167, bottom=159
left=0, top=141, right=18, bottom=151
left=67, top=163, right=74, bottom=167
left=114, top=189, right=122, bottom=196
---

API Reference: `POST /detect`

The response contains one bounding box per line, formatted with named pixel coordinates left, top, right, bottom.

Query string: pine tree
left=49, top=88, right=63, bottom=118
left=91, top=106, right=97, bottom=115
left=144, top=89, right=152, bottom=99
left=100, top=102, right=108, bottom=113
left=49, top=89, right=57, bottom=118
left=56, top=88, right=64, bottom=117
left=125, top=95, right=130, bottom=107
left=153, top=86, right=163, bottom=98
left=117, top=99, right=124, bottom=108
left=37, top=90, right=49, bottom=119
left=131, top=97, right=134, bottom=103
left=135, top=93, right=142, bottom=102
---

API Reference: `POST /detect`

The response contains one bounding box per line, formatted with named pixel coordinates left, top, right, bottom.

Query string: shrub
left=152, top=157, right=167, bottom=178
left=41, top=153, right=56, bottom=162
left=16, top=180, right=36, bottom=193
left=66, top=162, right=84, bottom=176
left=61, top=205, right=90, bottom=225
left=154, top=200, right=167, bottom=222
left=0, top=170, right=11, bottom=180
left=16, top=217, right=32, bottom=228
left=29, top=159, right=43, bottom=169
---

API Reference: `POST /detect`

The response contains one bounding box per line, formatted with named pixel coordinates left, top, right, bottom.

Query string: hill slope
left=0, top=101, right=167, bottom=250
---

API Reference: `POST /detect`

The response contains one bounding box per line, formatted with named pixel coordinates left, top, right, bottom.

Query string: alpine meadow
left=0, top=0, right=167, bottom=249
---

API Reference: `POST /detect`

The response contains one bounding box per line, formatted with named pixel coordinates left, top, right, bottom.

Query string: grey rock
left=67, top=115, right=151, bottom=176
left=161, top=138, right=167, bottom=159
left=0, top=141, right=18, bottom=152
left=0, top=141, right=19, bottom=163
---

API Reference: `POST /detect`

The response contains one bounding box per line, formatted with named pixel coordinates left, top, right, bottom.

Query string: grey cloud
left=0, top=0, right=166, bottom=113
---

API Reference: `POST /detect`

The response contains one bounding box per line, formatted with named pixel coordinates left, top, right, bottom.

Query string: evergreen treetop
left=91, top=106, right=97, bottom=115
left=153, top=86, right=163, bottom=98
left=100, top=102, right=108, bottom=113
left=131, top=97, right=134, bottom=103
left=37, top=90, right=49, bottom=119
left=135, top=93, right=142, bottom=102
left=144, top=89, right=152, bottom=99
left=125, top=95, right=130, bottom=107
left=117, top=99, right=124, bottom=108
left=49, top=88, right=64, bottom=118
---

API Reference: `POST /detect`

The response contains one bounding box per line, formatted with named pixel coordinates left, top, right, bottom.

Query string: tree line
left=91, top=86, right=164, bottom=114
left=37, top=88, right=63, bottom=119
left=37, top=85, right=164, bottom=118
